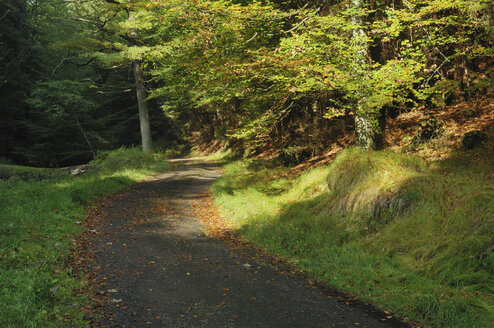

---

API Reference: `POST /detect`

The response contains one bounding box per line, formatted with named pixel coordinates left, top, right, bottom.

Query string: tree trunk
left=351, top=0, right=377, bottom=149
left=355, top=112, right=376, bottom=149
left=129, top=13, right=152, bottom=153
left=132, top=59, right=152, bottom=153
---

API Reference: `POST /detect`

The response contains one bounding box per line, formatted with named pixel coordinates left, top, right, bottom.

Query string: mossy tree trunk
left=351, top=0, right=377, bottom=149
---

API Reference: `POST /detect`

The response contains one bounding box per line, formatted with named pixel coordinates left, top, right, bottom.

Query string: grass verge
left=211, top=148, right=494, bottom=327
left=0, top=147, right=171, bottom=327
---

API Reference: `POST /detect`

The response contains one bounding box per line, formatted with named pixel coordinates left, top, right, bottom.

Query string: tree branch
left=51, top=56, right=75, bottom=77
left=0, top=9, right=11, bottom=22
left=282, top=7, right=320, bottom=34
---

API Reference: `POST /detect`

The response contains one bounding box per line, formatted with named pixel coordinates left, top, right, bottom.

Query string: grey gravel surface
left=88, top=158, right=408, bottom=328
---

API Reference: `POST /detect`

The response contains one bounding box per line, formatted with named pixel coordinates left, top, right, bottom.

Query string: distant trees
left=0, top=0, right=174, bottom=166
left=0, top=0, right=39, bottom=163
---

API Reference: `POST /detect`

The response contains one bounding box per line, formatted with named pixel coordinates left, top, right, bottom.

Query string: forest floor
left=249, top=98, right=494, bottom=177
left=73, top=158, right=408, bottom=328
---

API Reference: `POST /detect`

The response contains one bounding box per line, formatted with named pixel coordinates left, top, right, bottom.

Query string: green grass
left=0, top=147, right=171, bottom=327
left=211, top=148, right=494, bottom=327
left=0, top=164, right=68, bottom=180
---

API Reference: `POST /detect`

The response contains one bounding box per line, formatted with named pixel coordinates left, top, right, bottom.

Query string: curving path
left=82, top=158, right=407, bottom=328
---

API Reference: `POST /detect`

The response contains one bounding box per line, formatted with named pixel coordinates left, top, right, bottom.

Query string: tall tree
left=132, top=59, right=152, bottom=153
left=129, top=12, right=152, bottom=153
left=351, top=0, right=376, bottom=149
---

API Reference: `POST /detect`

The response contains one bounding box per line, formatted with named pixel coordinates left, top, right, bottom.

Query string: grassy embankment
left=0, top=148, right=171, bottom=327
left=211, top=148, right=494, bottom=327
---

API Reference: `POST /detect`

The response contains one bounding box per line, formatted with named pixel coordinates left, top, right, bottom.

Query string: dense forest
left=1, top=0, right=492, bottom=166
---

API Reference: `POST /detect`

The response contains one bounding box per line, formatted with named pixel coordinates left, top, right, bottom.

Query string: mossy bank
left=211, top=148, right=494, bottom=328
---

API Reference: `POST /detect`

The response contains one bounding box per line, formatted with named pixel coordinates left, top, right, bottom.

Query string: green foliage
left=0, top=0, right=180, bottom=166
left=25, top=80, right=103, bottom=165
left=212, top=149, right=494, bottom=327
left=3, top=0, right=491, bottom=163
left=127, top=0, right=492, bottom=150
left=0, top=148, right=170, bottom=327
left=280, top=145, right=311, bottom=165
left=28, top=80, right=97, bottom=116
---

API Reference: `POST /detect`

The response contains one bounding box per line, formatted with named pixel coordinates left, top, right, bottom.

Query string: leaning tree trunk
left=132, top=59, right=152, bottom=153
left=129, top=13, right=152, bottom=153
left=351, top=0, right=376, bottom=149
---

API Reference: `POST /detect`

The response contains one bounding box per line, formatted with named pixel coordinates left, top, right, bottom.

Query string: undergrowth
left=211, top=148, right=494, bottom=327
left=0, top=147, right=170, bottom=327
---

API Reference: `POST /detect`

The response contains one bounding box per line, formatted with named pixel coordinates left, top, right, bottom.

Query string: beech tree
left=128, top=12, right=152, bottom=153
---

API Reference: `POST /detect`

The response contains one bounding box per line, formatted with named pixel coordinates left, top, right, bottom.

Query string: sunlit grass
left=211, top=148, right=494, bottom=328
left=0, top=148, right=171, bottom=327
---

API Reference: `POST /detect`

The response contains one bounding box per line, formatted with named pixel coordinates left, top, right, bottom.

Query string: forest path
left=81, top=158, right=403, bottom=328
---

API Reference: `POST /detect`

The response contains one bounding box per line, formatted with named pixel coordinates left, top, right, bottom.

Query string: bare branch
left=244, top=32, right=258, bottom=45
left=51, top=56, right=76, bottom=76
left=0, top=9, right=11, bottom=22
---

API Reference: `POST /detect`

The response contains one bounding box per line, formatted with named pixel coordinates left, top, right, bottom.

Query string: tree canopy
left=0, top=0, right=492, bottom=165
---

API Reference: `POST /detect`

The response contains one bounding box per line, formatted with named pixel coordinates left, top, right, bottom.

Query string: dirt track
left=81, top=158, right=406, bottom=328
